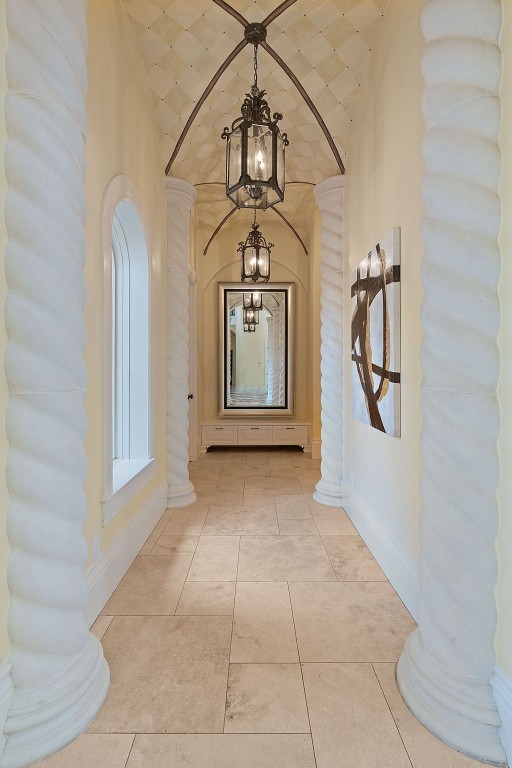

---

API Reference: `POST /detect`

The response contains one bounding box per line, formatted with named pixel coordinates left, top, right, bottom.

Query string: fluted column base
left=0, top=638, right=109, bottom=768
left=397, top=632, right=506, bottom=766
left=167, top=481, right=197, bottom=509
left=313, top=479, right=343, bottom=508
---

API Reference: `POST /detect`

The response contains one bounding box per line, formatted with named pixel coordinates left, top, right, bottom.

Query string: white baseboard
left=341, top=483, right=420, bottom=621
left=311, top=438, right=321, bottom=460
left=491, top=666, right=512, bottom=765
left=0, top=665, right=13, bottom=760
left=85, top=480, right=168, bottom=627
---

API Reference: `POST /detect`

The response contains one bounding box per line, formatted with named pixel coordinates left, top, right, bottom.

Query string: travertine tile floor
left=32, top=447, right=484, bottom=768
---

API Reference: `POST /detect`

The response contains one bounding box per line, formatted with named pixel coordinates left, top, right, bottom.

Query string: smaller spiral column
left=313, top=176, right=345, bottom=507
left=266, top=317, right=274, bottom=404
left=166, top=178, right=196, bottom=508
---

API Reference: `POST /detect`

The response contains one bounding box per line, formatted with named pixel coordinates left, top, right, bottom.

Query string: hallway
left=32, top=448, right=481, bottom=768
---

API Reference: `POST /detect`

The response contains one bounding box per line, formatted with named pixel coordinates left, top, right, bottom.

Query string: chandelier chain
left=253, top=44, right=258, bottom=89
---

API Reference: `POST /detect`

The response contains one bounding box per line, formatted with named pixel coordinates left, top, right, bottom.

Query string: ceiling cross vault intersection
left=122, top=0, right=388, bottom=253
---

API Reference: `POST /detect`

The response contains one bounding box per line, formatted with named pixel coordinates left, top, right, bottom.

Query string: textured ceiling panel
left=122, top=0, right=389, bottom=248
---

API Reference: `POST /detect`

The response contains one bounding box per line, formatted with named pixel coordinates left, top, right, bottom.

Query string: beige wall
left=495, top=0, right=512, bottom=679
left=83, top=0, right=166, bottom=566
left=0, top=0, right=11, bottom=667
left=196, top=218, right=310, bottom=429
left=343, top=0, right=424, bottom=567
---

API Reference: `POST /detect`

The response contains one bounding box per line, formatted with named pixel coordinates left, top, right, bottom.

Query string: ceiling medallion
left=222, top=25, right=289, bottom=211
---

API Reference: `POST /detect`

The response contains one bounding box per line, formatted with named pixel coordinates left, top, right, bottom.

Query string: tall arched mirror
left=218, top=282, right=294, bottom=416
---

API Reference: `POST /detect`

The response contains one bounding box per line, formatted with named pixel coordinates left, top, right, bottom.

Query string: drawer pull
left=214, top=428, right=223, bottom=431
left=286, top=427, right=294, bottom=430
left=250, top=427, right=259, bottom=430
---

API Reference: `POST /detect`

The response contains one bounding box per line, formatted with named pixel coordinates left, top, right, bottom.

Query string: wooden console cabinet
left=200, top=423, right=310, bottom=451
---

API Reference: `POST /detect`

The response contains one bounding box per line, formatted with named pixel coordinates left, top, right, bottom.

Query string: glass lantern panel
left=277, top=132, right=286, bottom=195
left=243, top=293, right=252, bottom=309
left=252, top=291, right=262, bottom=309
left=228, top=127, right=243, bottom=189
left=248, top=124, right=272, bottom=182
left=257, top=248, right=270, bottom=278
left=243, top=246, right=258, bottom=278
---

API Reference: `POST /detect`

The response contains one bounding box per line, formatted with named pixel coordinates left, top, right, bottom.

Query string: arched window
left=102, top=194, right=153, bottom=523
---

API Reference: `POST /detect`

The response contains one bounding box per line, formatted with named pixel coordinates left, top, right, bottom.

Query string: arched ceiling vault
left=122, top=0, right=389, bottom=252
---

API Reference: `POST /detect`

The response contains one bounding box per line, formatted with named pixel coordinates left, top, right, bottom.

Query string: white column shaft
left=397, top=1, right=505, bottom=763
left=313, top=176, right=345, bottom=507
left=2, top=2, right=109, bottom=765
left=166, top=178, right=197, bottom=508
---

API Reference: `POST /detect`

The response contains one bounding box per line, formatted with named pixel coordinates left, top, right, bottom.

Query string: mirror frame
left=218, top=282, right=294, bottom=416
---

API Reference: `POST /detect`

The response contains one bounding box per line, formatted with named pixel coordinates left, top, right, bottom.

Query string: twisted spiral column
left=277, top=307, right=285, bottom=406
left=313, top=177, right=345, bottom=507
left=266, top=317, right=274, bottom=404
left=166, top=178, right=197, bottom=508
left=397, top=2, right=505, bottom=763
left=270, top=317, right=280, bottom=405
left=2, top=2, right=109, bottom=765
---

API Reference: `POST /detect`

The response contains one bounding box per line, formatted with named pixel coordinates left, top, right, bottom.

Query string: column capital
left=165, top=177, right=197, bottom=213
left=314, top=175, right=345, bottom=209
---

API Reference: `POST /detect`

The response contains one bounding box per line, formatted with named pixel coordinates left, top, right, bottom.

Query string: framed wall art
left=351, top=227, right=401, bottom=436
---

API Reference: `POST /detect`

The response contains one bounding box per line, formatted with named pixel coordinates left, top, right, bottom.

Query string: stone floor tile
left=270, top=468, right=297, bottom=477
left=373, top=663, right=484, bottom=768
left=311, top=509, right=358, bottom=535
left=29, top=734, right=135, bottom=768
left=243, top=493, right=276, bottom=506
left=302, top=663, right=411, bottom=768
left=296, top=470, right=321, bottom=486
left=218, top=464, right=270, bottom=478
left=90, top=616, right=232, bottom=733
left=187, top=535, right=240, bottom=581
left=162, top=507, right=208, bottom=535
left=275, top=497, right=312, bottom=519
left=102, top=554, right=192, bottom=615
left=195, top=486, right=245, bottom=506
left=237, top=536, right=336, bottom=582
left=278, top=518, right=318, bottom=535
left=91, top=615, right=114, bottom=641
left=245, top=478, right=303, bottom=495
left=150, top=534, right=199, bottom=556
left=225, top=664, right=310, bottom=733
left=189, top=467, right=222, bottom=484
left=289, top=582, right=416, bottom=662
left=231, top=582, right=298, bottom=663
left=322, top=535, right=387, bottom=581
left=126, top=734, right=316, bottom=767
left=176, top=582, right=236, bottom=616
left=202, top=505, right=279, bottom=535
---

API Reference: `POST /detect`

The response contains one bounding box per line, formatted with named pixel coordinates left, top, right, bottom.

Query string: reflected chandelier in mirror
left=218, top=282, right=294, bottom=416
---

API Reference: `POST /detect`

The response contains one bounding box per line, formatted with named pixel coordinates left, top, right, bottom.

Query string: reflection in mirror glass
left=225, top=289, right=287, bottom=409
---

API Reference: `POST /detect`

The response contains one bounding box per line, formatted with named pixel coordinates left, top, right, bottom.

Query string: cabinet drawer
left=202, top=425, right=237, bottom=445
left=273, top=425, right=309, bottom=445
left=237, top=425, right=273, bottom=445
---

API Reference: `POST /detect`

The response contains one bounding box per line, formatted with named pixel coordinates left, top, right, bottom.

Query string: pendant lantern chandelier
left=243, top=307, right=259, bottom=326
left=221, top=23, right=289, bottom=210
left=243, top=291, right=263, bottom=311
left=238, top=212, right=273, bottom=283
left=243, top=323, right=256, bottom=333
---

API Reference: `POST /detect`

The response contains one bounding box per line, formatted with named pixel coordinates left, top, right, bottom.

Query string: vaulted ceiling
left=122, top=0, right=389, bottom=252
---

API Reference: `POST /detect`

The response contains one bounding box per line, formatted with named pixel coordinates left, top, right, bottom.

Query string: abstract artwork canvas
left=351, top=228, right=401, bottom=436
